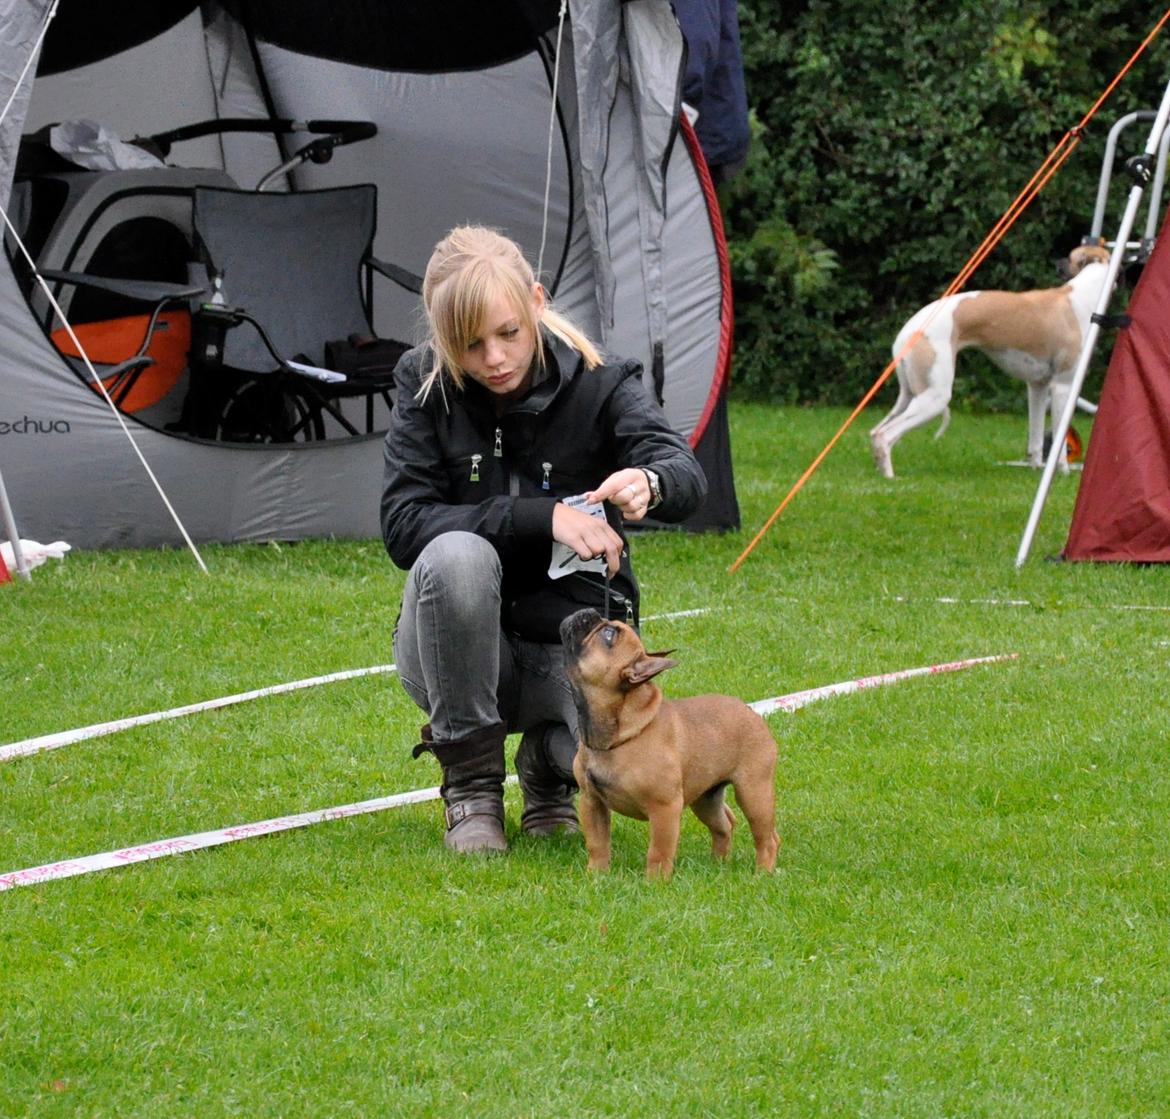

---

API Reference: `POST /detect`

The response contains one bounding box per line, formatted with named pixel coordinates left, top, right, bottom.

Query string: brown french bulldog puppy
left=560, top=608, right=780, bottom=880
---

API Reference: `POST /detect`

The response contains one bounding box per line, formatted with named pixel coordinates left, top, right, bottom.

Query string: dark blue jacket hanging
left=673, top=0, right=751, bottom=181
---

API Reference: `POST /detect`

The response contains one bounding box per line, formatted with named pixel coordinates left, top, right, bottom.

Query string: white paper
left=548, top=493, right=608, bottom=579
left=285, top=359, right=347, bottom=384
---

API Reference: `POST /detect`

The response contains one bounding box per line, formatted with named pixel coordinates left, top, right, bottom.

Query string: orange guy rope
left=729, top=6, right=1170, bottom=575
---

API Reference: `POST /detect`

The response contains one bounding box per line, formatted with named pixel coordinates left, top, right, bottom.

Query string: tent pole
left=1015, top=74, right=1170, bottom=569
left=0, top=465, right=30, bottom=580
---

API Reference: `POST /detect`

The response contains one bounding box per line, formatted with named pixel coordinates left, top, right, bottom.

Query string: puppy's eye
left=601, top=625, right=616, bottom=645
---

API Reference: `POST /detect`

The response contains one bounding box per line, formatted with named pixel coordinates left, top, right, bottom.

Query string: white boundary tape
left=892, top=595, right=1170, bottom=612
left=892, top=595, right=1032, bottom=608
left=0, top=783, right=449, bottom=891
left=997, top=461, right=1083, bottom=471
left=0, top=665, right=398, bottom=764
left=0, top=652, right=1016, bottom=891
left=0, top=609, right=714, bottom=765
left=748, top=653, right=1018, bottom=715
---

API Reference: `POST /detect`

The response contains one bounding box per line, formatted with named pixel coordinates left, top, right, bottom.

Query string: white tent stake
left=1016, top=75, right=1170, bottom=569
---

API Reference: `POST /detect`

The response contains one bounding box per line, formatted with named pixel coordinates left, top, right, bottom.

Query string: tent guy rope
left=0, top=208, right=210, bottom=575
left=728, top=6, right=1170, bottom=575
left=0, top=0, right=207, bottom=573
left=0, top=651, right=1017, bottom=890
left=0, top=0, right=55, bottom=126
left=537, top=0, right=569, bottom=282
left=0, top=0, right=55, bottom=584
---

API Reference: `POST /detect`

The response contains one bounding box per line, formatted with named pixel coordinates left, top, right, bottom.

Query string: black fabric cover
left=38, top=0, right=200, bottom=76
left=40, top=0, right=561, bottom=77
left=682, top=385, right=740, bottom=531
left=223, top=0, right=561, bottom=72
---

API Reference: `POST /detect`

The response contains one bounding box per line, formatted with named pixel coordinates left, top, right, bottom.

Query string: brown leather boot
left=515, top=722, right=579, bottom=836
left=413, top=723, right=508, bottom=853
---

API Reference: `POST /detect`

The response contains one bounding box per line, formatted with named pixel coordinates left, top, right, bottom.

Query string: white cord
left=0, top=207, right=210, bottom=574
left=536, top=0, right=569, bottom=282
left=0, top=0, right=57, bottom=129
left=0, top=0, right=207, bottom=572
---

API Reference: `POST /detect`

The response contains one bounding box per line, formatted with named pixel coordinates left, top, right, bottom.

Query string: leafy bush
left=723, top=1, right=1170, bottom=407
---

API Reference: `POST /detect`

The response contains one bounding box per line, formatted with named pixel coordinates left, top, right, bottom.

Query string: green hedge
left=722, top=1, right=1170, bottom=407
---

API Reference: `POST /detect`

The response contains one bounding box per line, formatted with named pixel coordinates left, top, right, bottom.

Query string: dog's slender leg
left=870, top=379, right=912, bottom=439
left=578, top=788, right=612, bottom=873
left=1047, top=377, right=1073, bottom=473
left=1025, top=381, right=1050, bottom=467
left=690, top=785, right=735, bottom=860
left=870, top=371, right=911, bottom=478
left=874, top=300, right=958, bottom=478
left=645, top=799, right=684, bottom=880
left=732, top=779, right=780, bottom=872
left=871, top=380, right=953, bottom=479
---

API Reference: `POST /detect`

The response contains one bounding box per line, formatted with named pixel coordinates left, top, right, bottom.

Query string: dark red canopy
left=1064, top=206, right=1170, bottom=562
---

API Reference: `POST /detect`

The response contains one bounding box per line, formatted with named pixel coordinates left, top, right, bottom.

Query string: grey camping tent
left=0, top=0, right=738, bottom=549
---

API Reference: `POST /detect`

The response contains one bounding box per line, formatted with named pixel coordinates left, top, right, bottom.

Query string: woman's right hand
left=552, top=502, right=624, bottom=576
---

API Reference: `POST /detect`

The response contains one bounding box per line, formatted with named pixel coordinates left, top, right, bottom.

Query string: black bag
left=324, top=334, right=410, bottom=382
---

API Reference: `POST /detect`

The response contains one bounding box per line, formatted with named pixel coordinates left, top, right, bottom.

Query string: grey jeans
left=392, top=531, right=579, bottom=760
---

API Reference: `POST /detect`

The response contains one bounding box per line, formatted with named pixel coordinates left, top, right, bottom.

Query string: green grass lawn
left=3, top=402, right=1168, bottom=1117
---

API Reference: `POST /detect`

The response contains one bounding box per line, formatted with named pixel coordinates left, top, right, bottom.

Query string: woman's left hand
left=586, top=469, right=653, bottom=522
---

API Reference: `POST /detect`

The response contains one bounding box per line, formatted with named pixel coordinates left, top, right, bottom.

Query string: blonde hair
left=418, top=225, right=602, bottom=400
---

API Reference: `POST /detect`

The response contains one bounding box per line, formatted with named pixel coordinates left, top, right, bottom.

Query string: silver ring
left=625, top=483, right=636, bottom=500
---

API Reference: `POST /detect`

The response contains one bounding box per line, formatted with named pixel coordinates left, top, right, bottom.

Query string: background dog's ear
left=623, top=654, right=678, bottom=686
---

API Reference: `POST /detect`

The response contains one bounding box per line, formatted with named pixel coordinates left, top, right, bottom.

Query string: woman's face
left=460, top=285, right=544, bottom=400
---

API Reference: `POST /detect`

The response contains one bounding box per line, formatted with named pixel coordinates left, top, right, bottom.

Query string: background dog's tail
left=934, top=407, right=951, bottom=440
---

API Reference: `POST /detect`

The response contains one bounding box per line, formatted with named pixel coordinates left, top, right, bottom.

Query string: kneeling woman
left=381, top=225, right=706, bottom=853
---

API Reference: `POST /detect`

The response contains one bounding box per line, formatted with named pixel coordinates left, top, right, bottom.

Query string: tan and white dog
left=870, top=244, right=1113, bottom=478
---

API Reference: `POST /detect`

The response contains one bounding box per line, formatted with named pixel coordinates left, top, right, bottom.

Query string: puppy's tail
left=933, top=407, right=951, bottom=440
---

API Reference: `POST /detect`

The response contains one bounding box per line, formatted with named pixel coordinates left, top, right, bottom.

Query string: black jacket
left=381, top=333, right=707, bottom=642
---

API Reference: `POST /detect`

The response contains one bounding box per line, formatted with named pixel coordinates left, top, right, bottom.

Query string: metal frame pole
left=0, top=465, right=30, bottom=580
left=1016, top=75, right=1170, bottom=569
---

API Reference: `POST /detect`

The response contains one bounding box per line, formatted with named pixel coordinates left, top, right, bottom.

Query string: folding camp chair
left=181, top=184, right=419, bottom=442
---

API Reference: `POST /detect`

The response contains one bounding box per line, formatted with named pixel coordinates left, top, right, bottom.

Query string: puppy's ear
left=623, top=654, right=678, bottom=686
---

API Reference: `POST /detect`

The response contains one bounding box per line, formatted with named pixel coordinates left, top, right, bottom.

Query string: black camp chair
left=180, top=184, right=420, bottom=442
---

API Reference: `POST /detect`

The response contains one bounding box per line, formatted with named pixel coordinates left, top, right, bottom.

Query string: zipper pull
left=541, top=461, right=552, bottom=491
left=469, top=453, right=482, bottom=483
left=493, top=428, right=503, bottom=457
left=626, top=600, right=634, bottom=624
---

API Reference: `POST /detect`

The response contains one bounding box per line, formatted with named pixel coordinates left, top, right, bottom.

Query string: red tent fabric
left=1064, top=207, right=1170, bottom=562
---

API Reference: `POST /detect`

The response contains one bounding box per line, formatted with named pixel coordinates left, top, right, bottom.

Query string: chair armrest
left=38, top=269, right=210, bottom=303
left=97, top=355, right=155, bottom=377
left=366, top=255, right=423, bottom=294
left=60, top=353, right=155, bottom=404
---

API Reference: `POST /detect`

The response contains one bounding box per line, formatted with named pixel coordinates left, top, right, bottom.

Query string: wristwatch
left=642, top=468, right=663, bottom=510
